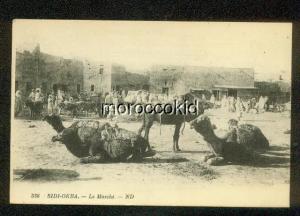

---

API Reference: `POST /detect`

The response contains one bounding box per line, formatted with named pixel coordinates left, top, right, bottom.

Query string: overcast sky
left=13, top=20, right=292, bottom=81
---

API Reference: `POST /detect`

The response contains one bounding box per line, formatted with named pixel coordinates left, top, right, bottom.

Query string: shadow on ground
left=158, top=150, right=209, bottom=154
left=14, top=168, right=104, bottom=182
left=14, top=168, right=80, bottom=181
left=268, top=146, right=290, bottom=151
left=140, top=157, right=189, bottom=164
left=252, top=154, right=290, bottom=168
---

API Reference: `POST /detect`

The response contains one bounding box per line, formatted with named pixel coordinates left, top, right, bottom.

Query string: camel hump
left=237, top=124, right=269, bottom=150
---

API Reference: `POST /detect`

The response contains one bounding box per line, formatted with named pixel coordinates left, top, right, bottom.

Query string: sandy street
left=11, top=109, right=290, bottom=188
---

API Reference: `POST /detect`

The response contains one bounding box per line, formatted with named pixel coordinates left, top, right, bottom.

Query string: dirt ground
left=11, top=109, right=290, bottom=188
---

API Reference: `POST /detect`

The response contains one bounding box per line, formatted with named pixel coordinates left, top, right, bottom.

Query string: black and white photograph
left=10, top=20, right=291, bottom=206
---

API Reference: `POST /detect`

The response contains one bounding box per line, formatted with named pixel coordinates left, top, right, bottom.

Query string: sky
left=13, top=20, right=292, bottom=81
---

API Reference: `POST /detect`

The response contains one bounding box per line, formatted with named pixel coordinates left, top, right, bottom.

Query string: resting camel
left=190, top=115, right=268, bottom=165
left=138, top=93, right=213, bottom=152
left=43, top=114, right=154, bottom=163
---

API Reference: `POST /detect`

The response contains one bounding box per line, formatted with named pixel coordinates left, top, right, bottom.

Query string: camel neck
left=200, top=129, right=223, bottom=155
left=53, top=122, right=65, bottom=133
left=202, top=129, right=218, bottom=142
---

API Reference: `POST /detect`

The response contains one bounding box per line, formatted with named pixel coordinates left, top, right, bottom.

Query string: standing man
left=15, top=90, right=23, bottom=117
left=29, top=89, right=35, bottom=102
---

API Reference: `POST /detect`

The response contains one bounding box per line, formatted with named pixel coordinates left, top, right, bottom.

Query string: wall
left=148, top=65, right=184, bottom=95
left=83, top=60, right=111, bottom=95
left=148, top=65, right=255, bottom=97
left=15, top=46, right=84, bottom=97
left=237, top=89, right=258, bottom=100
left=111, top=65, right=149, bottom=92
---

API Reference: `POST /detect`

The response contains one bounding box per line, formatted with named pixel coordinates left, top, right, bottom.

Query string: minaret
left=33, top=44, right=40, bottom=89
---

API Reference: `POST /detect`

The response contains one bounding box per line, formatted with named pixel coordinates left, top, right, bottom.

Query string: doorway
left=53, top=84, right=58, bottom=94
left=162, top=87, right=169, bottom=96
left=228, top=89, right=237, bottom=98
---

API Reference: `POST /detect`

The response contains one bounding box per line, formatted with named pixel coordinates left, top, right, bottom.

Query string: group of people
left=14, top=88, right=45, bottom=117
left=15, top=86, right=271, bottom=120
left=14, top=88, right=64, bottom=117
left=218, top=95, right=269, bottom=114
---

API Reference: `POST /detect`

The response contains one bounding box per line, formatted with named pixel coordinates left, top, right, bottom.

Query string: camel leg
left=144, top=122, right=153, bottom=151
left=88, top=142, right=101, bottom=156
left=173, top=123, right=181, bottom=152
left=203, top=153, right=216, bottom=162
left=206, top=157, right=225, bottom=166
left=80, top=154, right=106, bottom=164
left=137, top=122, right=145, bottom=136
left=128, top=139, right=143, bottom=162
left=33, top=110, right=36, bottom=120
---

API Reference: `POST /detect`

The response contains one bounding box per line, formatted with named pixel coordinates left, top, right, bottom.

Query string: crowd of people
left=218, top=95, right=269, bottom=114
left=14, top=87, right=285, bottom=119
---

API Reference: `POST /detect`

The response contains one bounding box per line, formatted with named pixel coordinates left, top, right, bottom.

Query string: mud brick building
left=84, top=61, right=149, bottom=94
left=15, top=45, right=84, bottom=96
left=148, top=65, right=257, bottom=100
left=254, top=80, right=291, bottom=104
left=83, top=60, right=112, bottom=94
left=15, top=45, right=149, bottom=97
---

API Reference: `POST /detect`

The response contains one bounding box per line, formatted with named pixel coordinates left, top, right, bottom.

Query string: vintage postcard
left=10, top=20, right=291, bottom=206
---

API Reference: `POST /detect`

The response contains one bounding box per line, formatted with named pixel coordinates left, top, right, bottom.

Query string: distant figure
left=258, top=96, right=266, bottom=113
left=202, top=94, right=207, bottom=101
left=105, top=92, right=113, bottom=104
left=112, top=92, right=119, bottom=105
left=150, top=94, right=159, bottom=104
left=228, top=96, right=236, bottom=112
left=136, top=91, right=143, bottom=104
left=29, top=89, right=35, bottom=102
left=15, top=90, right=23, bottom=117
left=142, top=91, right=150, bottom=103
left=242, top=99, right=250, bottom=113
left=57, top=90, right=64, bottom=104
left=158, top=94, right=165, bottom=103
left=235, top=97, right=244, bottom=120
left=69, top=96, right=74, bottom=103
left=264, top=96, right=269, bottom=111
left=35, top=89, right=43, bottom=102
left=105, top=92, right=115, bottom=120
left=249, top=98, right=258, bottom=114
left=209, top=94, right=215, bottom=107
left=47, top=94, right=54, bottom=114
left=121, top=89, right=126, bottom=99
left=221, top=95, right=228, bottom=111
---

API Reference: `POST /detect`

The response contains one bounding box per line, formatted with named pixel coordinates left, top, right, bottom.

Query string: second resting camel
left=190, top=115, right=270, bottom=165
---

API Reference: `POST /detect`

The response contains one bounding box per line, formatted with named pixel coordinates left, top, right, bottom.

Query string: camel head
left=43, top=114, right=65, bottom=133
left=228, top=119, right=239, bottom=130
left=190, top=114, right=214, bottom=135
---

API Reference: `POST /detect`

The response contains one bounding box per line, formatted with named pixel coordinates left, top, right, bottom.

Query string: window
left=53, top=84, right=58, bottom=93
left=91, top=84, right=95, bottom=91
left=99, top=67, right=104, bottom=75
left=162, top=87, right=169, bottom=95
